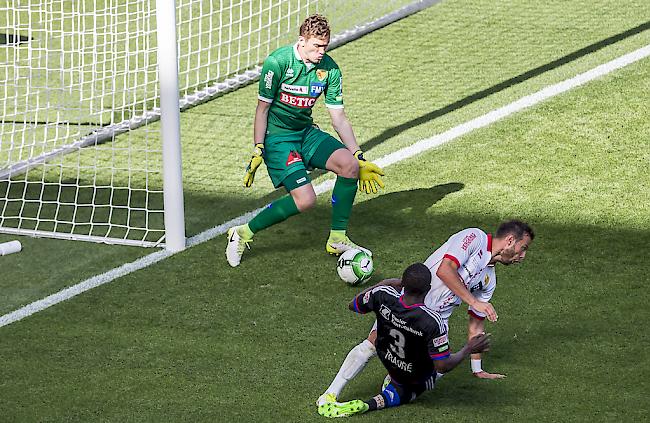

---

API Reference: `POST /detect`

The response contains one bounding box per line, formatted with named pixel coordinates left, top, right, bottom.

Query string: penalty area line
left=2, top=44, right=649, bottom=329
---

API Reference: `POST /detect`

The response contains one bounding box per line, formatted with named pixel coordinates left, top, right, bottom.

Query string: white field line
left=2, top=44, right=649, bottom=329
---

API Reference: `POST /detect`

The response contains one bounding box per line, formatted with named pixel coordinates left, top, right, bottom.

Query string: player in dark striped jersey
left=318, top=263, right=491, bottom=418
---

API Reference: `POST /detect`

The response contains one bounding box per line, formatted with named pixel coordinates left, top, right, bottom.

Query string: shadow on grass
left=237, top=182, right=465, bottom=264
left=0, top=182, right=463, bottom=313
left=0, top=176, right=463, bottom=248
left=0, top=180, right=165, bottom=243
left=359, top=20, right=650, bottom=154
left=0, top=184, right=648, bottom=420
left=315, top=216, right=648, bottom=409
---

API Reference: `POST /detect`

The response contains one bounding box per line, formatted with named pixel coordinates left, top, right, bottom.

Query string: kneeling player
left=318, top=263, right=490, bottom=418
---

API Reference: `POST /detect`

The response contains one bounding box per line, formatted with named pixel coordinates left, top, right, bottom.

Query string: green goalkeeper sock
left=248, top=195, right=300, bottom=233
left=331, top=176, right=357, bottom=231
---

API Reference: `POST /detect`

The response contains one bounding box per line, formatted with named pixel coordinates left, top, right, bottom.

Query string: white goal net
left=0, top=0, right=435, bottom=249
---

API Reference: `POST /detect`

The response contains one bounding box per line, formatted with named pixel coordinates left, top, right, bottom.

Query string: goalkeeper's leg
left=248, top=174, right=315, bottom=234
left=323, top=147, right=358, bottom=232
left=226, top=171, right=312, bottom=267
left=306, top=133, right=369, bottom=255
left=325, top=150, right=371, bottom=255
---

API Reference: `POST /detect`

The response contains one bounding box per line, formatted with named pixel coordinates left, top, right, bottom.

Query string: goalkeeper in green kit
left=226, top=14, right=385, bottom=267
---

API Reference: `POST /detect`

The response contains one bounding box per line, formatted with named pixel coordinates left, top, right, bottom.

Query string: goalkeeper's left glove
left=354, top=150, right=385, bottom=194
left=243, top=143, right=265, bottom=188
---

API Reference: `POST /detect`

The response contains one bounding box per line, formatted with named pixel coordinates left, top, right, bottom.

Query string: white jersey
left=423, top=228, right=497, bottom=323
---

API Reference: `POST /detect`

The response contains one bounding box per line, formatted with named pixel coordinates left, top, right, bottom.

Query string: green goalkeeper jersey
left=258, top=43, right=344, bottom=137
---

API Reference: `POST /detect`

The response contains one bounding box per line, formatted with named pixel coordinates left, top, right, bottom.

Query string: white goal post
left=0, top=0, right=438, bottom=250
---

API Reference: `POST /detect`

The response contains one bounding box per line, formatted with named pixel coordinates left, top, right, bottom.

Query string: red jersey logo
left=286, top=150, right=303, bottom=166
left=279, top=92, right=317, bottom=108
left=461, top=233, right=477, bottom=251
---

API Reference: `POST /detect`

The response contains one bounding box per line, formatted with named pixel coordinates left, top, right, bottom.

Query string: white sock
left=326, top=339, right=376, bottom=397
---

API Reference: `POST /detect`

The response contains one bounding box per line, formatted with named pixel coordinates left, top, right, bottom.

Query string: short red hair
left=299, top=14, right=330, bottom=39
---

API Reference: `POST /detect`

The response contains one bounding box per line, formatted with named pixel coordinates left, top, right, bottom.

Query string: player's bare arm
left=434, top=332, right=491, bottom=374
left=253, top=100, right=271, bottom=145
left=328, top=108, right=360, bottom=152
left=436, top=258, right=498, bottom=321
left=243, top=100, right=272, bottom=188
left=468, top=314, right=506, bottom=379
left=322, top=109, right=361, bottom=181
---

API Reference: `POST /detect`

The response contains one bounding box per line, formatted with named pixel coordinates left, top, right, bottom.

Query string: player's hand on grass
left=473, top=371, right=506, bottom=379
left=467, top=332, right=491, bottom=354
left=243, top=143, right=265, bottom=187
left=472, top=301, right=498, bottom=322
left=354, top=150, right=385, bottom=194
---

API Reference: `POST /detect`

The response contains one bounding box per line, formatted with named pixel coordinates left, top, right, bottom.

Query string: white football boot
left=225, top=225, right=252, bottom=267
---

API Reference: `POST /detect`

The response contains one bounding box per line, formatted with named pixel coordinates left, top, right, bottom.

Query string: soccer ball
left=337, top=248, right=373, bottom=285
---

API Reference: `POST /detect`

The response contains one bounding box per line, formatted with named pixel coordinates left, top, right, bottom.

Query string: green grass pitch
left=1, top=1, right=650, bottom=421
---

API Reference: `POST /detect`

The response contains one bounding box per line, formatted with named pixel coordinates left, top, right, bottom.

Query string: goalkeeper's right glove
left=354, top=150, right=385, bottom=194
left=243, top=143, right=265, bottom=187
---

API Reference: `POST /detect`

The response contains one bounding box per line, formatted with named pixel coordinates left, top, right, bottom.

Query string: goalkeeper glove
left=354, top=150, right=385, bottom=194
left=243, top=143, right=265, bottom=188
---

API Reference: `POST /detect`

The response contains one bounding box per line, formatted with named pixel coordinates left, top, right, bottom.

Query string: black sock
left=365, top=393, right=387, bottom=411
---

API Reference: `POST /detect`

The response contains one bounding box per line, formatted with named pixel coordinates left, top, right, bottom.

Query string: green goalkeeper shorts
left=263, top=125, right=346, bottom=190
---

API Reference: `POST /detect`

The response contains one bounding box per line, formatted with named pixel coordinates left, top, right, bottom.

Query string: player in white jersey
left=317, top=220, right=534, bottom=406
